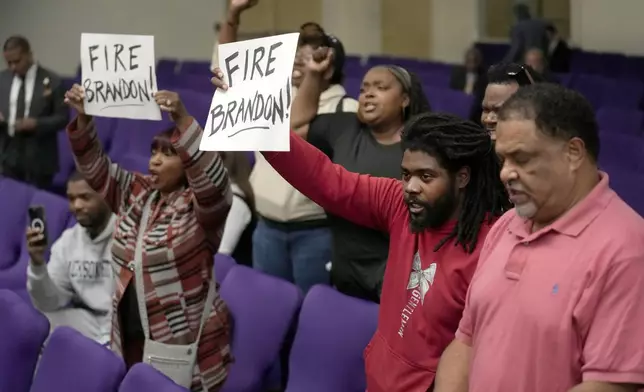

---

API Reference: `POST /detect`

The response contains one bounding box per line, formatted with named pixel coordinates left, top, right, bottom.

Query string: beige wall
left=238, top=0, right=322, bottom=35
left=380, top=0, right=432, bottom=58
left=570, top=0, right=642, bottom=55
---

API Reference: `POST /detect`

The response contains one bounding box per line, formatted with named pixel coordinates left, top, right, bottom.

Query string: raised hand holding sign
left=199, top=33, right=300, bottom=152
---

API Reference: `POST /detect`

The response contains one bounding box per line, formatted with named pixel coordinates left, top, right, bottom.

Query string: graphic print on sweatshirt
left=398, top=251, right=437, bottom=338
left=69, top=259, right=112, bottom=282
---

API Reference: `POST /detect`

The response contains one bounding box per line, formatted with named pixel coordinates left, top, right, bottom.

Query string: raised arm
left=171, top=116, right=232, bottom=240
left=26, top=230, right=73, bottom=313
left=262, top=132, right=400, bottom=233
left=65, top=110, right=135, bottom=214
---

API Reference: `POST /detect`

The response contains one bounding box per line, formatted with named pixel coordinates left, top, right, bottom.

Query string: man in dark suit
left=0, top=36, right=68, bottom=188
left=546, top=24, right=571, bottom=73
left=504, top=4, right=549, bottom=63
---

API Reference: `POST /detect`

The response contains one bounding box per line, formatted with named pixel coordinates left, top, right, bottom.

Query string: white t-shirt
left=218, top=183, right=252, bottom=255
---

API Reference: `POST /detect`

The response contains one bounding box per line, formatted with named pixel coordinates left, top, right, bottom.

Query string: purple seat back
left=118, top=363, right=188, bottom=392
left=214, top=253, right=237, bottom=284
left=596, top=108, right=643, bottom=136
left=0, top=179, right=35, bottom=270
left=572, top=74, right=609, bottom=109
left=179, top=60, right=212, bottom=76
left=171, top=75, right=216, bottom=95
left=343, top=77, right=362, bottom=99
left=173, top=89, right=213, bottom=124
left=425, top=87, right=474, bottom=119
left=598, top=132, right=644, bottom=172
left=602, top=79, right=644, bottom=109
left=607, top=170, right=644, bottom=217
left=0, top=289, right=50, bottom=392
left=108, top=118, right=173, bottom=162
left=31, top=327, right=126, bottom=392
left=220, top=265, right=303, bottom=392
left=285, top=285, right=378, bottom=392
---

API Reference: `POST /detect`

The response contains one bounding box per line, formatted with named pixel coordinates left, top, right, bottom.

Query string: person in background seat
left=27, top=171, right=115, bottom=344
left=450, top=47, right=487, bottom=97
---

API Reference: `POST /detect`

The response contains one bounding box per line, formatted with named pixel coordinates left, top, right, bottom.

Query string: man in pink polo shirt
left=435, top=83, right=644, bottom=392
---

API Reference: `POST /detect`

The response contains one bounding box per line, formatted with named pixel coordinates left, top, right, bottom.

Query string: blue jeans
left=252, top=220, right=331, bottom=294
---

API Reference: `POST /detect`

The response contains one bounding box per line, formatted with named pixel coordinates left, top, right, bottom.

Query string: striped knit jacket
left=67, top=116, right=233, bottom=391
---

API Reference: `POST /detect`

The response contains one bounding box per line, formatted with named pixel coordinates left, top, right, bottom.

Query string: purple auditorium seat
left=417, top=69, right=451, bottom=88
left=118, top=363, right=188, bottom=392
left=247, top=151, right=256, bottom=169
left=598, top=132, right=644, bottom=172
left=285, top=285, right=378, bottom=392
left=220, top=265, right=303, bottom=392
left=0, top=189, right=71, bottom=295
left=52, top=131, right=76, bottom=194
left=174, top=89, right=213, bottom=124
left=214, top=253, right=237, bottom=284
left=602, top=79, right=644, bottom=109
left=570, top=51, right=605, bottom=75
left=179, top=60, right=212, bottom=76
left=343, top=76, right=362, bottom=99
left=0, top=289, right=50, bottom=392
left=606, top=169, right=644, bottom=217
left=555, top=73, right=575, bottom=88
left=117, top=154, right=150, bottom=174
left=31, top=327, right=126, bottom=392
left=622, top=56, right=644, bottom=81
left=596, top=108, right=643, bottom=136
left=0, top=178, right=35, bottom=271
left=424, top=87, right=474, bottom=119
left=156, top=58, right=179, bottom=80
left=171, top=74, right=216, bottom=95
left=572, top=74, right=608, bottom=110
left=108, top=118, right=173, bottom=162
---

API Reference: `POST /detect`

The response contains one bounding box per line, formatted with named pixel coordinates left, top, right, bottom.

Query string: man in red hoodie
left=212, top=70, right=509, bottom=391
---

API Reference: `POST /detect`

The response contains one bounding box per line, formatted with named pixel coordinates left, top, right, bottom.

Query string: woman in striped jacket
left=64, top=84, right=232, bottom=391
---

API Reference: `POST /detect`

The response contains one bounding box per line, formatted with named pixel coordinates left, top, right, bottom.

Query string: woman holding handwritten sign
left=64, top=84, right=232, bottom=391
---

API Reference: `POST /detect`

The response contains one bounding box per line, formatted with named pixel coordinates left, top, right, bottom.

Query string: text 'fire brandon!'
left=209, top=41, right=293, bottom=138
left=82, top=44, right=156, bottom=109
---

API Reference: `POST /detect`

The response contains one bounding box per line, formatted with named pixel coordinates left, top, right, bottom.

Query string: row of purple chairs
left=0, top=289, right=183, bottom=392
left=0, top=267, right=378, bottom=392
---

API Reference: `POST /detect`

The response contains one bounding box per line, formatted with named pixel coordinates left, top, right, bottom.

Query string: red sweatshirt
left=263, top=133, right=495, bottom=392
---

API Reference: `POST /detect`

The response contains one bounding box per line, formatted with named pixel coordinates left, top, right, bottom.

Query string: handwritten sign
left=200, top=33, right=300, bottom=151
left=80, top=33, right=161, bottom=121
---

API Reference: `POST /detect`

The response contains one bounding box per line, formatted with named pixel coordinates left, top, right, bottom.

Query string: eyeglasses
left=506, top=64, right=535, bottom=86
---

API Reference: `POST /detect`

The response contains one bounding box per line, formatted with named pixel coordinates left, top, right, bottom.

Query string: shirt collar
left=508, top=171, right=613, bottom=239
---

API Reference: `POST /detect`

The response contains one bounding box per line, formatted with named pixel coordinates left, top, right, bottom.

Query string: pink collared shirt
left=457, top=172, right=644, bottom=391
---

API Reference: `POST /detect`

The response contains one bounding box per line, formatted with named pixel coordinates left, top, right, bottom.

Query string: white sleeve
left=27, top=238, right=74, bottom=312
left=218, top=194, right=252, bottom=255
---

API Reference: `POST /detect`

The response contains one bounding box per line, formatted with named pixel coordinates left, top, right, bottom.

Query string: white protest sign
left=80, top=33, right=161, bottom=121
left=200, top=33, right=300, bottom=151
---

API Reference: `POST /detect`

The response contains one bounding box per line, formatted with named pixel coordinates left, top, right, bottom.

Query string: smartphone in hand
left=28, top=205, right=48, bottom=247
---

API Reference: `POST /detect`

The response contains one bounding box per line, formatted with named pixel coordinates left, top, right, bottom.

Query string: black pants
left=1, top=165, right=53, bottom=190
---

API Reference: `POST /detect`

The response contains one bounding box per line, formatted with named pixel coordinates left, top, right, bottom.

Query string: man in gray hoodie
left=26, top=171, right=115, bottom=344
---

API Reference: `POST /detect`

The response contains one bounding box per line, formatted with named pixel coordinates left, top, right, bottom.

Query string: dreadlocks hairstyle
left=401, top=112, right=511, bottom=253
